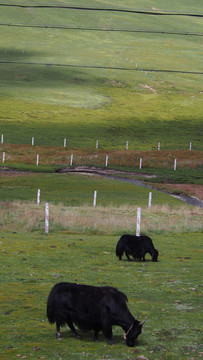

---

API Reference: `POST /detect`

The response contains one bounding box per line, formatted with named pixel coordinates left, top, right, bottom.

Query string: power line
left=0, top=3, right=203, bottom=17
left=1, top=22, right=202, bottom=37
left=0, top=60, right=202, bottom=75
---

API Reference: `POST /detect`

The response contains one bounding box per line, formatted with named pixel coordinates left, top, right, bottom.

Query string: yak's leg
left=139, top=250, right=145, bottom=261
left=103, top=326, right=114, bottom=345
left=101, top=309, right=114, bottom=345
left=94, top=329, right=99, bottom=342
left=125, top=250, right=131, bottom=261
left=132, top=252, right=138, bottom=261
left=66, top=318, right=80, bottom=339
left=56, top=322, right=62, bottom=340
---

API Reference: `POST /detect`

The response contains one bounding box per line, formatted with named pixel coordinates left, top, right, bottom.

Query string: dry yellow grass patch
left=0, top=201, right=202, bottom=234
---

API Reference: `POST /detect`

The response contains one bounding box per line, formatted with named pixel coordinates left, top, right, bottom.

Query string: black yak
left=116, top=234, right=159, bottom=262
left=47, top=282, right=146, bottom=346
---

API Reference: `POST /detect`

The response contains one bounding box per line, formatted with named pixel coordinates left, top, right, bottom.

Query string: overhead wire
left=0, top=22, right=202, bottom=37
left=0, top=3, right=203, bottom=17
left=0, top=3, right=202, bottom=75
left=0, top=60, right=202, bottom=75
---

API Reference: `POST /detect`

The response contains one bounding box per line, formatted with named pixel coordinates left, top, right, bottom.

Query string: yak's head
left=152, top=249, right=159, bottom=262
left=124, top=317, right=146, bottom=347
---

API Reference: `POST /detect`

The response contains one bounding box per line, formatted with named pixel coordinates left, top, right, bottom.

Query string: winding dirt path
left=0, top=166, right=202, bottom=207
left=59, top=166, right=203, bottom=208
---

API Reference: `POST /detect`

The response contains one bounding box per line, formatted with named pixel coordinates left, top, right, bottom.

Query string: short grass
left=0, top=3, right=202, bottom=359
left=0, top=172, right=199, bottom=206
left=1, top=231, right=202, bottom=360
left=0, top=74, right=202, bottom=150
left=0, top=1, right=203, bottom=150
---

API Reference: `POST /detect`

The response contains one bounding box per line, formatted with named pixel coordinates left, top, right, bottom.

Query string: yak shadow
left=120, top=258, right=156, bottom=263
left=58, top=328, right=146, bottom=346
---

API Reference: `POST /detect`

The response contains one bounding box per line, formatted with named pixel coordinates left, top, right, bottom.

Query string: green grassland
left=0, top=2, right=203, bottom=360
left=0, top=1, right=203, bottom=149
left=1, top=231, right=202, bottom=360
left=0, top=172, right=192, bottom=206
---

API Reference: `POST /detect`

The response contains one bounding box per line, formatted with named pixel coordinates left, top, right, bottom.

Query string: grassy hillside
left=0, top=4, right=203, bottom=360
left=0, top=1, right=202, bottom=149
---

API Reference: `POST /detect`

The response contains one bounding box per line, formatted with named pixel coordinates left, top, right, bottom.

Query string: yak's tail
left=116, top=236, right=125, bottom=259
left=47, top=292, right=56, bottom=324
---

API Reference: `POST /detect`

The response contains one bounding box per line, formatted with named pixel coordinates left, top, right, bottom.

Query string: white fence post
left=2, top=152, right=5, bottom=163
left=96, top=140, right=98, bottom=149
left=36, top=154, right=39, bottom=166
left=174, top=158, right=177, bottom=171
left=136, top=207, right=141, bottom=236
left=70, top=154, right=73, bottom=166
left=148, top=192, right=152, bottom=208
left=64, top=138, right=66, bottom=147
left=105, top=155, right=108, bottom=167
left=158, top=142, right=160, bottom=150
left=1, top=134, right=4, bottom=144
left=189, top=142, right=192, bottom=151
left=37, top=189, right=40, bottom=205
left=32, top=137, right=34, bottom=146
left=45, top=203, right=49, bottom=233
left=126, top=141, right=128, bottom=150
left=139, top=158, right=142, bottom=169
left=93, top=191, right=97, bottom=207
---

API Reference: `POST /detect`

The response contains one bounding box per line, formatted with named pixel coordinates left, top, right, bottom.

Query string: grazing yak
left=116, top=234, right=159, bottom=262
left=47, top=282, right=146, bottom=347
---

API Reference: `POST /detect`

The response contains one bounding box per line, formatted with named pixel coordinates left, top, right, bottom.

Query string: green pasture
left=0, top=3, right=203, bottom=359
left=1, top=231, right=202, bottom=360
left=0, top=1, right=203, bottom=149
left=0, top=172, right=193, bottom=207
left=2, top=163, right=203, bottom=185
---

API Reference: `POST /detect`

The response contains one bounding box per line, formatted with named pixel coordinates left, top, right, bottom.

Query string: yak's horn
left=140, top=316, right=147, bottom=325
left=135, top=312, right=139, bottom=320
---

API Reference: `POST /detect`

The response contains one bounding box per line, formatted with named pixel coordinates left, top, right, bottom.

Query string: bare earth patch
left=139, top=84, right=157, bottom=93
left=60, top=166, right=156, bottom=178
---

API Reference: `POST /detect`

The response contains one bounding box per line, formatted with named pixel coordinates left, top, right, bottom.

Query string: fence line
left=0, top=135, right=195, bottom=151
left=0, top=150, right=199, bottom=170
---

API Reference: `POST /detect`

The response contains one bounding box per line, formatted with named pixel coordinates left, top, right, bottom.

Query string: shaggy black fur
left=116, top=234, right=159, bottom=262
left=47, top=282, right=145, bottom=346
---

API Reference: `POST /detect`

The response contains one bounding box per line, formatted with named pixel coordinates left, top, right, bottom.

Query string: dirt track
left=59, top=166, right=203, bottom=208
left=0, top=166, right=203, bottom=208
